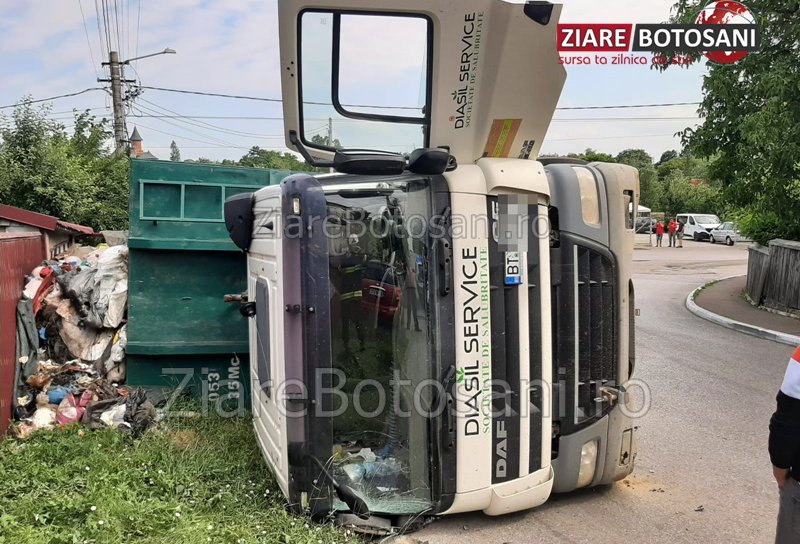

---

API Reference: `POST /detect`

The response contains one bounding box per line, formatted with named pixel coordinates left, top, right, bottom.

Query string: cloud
left=0, top=0, right=704, bottom=161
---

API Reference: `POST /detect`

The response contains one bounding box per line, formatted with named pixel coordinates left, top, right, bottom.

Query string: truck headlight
left=577, top=440, right=598, bottom=488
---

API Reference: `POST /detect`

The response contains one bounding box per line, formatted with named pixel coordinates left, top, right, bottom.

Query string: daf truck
left=224, top=0, right=639, bottom=531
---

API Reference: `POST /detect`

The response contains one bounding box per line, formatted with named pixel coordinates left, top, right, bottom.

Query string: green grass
left=0, top=416, right=349, bottom=544
left=692, top=279, right=720, bottom=300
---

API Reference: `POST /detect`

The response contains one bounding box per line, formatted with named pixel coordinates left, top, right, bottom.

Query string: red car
left=361, top=260, right=402, bottom=326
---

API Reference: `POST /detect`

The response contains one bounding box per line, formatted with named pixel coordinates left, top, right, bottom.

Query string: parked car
left=709, top=222, right=750, bottom=245
left=361, top=259, right=402, bottom=326
left=676, top=213, right=721, bottom=241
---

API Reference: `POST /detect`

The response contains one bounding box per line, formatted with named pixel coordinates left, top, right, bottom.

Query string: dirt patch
left=168, top=429, right=202, bottom=450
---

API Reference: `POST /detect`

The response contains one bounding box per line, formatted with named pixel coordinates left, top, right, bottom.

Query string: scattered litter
left=9, top=243, right=153, bottom=439
left=694, top=505, right=704, bottom=512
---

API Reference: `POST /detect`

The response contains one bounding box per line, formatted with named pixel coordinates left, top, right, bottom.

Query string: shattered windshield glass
left=323, top=177, right=434, bottom=515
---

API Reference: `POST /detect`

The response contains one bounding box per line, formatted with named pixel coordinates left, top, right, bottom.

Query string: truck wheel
left=692, top=232, right=699, bottom=241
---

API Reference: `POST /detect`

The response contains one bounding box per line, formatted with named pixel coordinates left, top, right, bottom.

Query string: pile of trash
left=12, top=243, right=154, bottom=438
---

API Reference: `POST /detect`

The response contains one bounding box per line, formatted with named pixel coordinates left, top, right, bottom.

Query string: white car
left=709, top=222, right=750, bottom=245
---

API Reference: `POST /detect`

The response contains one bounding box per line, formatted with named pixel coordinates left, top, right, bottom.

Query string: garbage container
left=126, top=159, right=297, bottom=412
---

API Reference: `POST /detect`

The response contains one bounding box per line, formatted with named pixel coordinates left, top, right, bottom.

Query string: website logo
left=558, top=1, right=760, bottom=65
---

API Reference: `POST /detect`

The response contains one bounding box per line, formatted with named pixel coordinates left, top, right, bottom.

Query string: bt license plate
left=504, top=252, right=523, bottom=285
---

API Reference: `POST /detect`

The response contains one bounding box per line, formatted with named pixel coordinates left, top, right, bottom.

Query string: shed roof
left=0, top=204, right=95, bottom=235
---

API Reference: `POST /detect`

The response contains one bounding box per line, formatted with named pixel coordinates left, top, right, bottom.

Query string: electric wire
left=138, top=85, right=701, bottom=111
left=78, top=0, right=101, bottom=79
left=135, top=96, right=287, bottom=138
left=0, top=89, right=106, bottom=110
left=130, top=103, right=245, bottom=148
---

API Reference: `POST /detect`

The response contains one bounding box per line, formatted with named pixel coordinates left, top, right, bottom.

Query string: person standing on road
left=655, top=220, right=665, bottom=247
left=676, top=218, right=685, bottom=248
left=769, top=346, right=800, bottom=544
left=668, top=218, right=677, bottom=247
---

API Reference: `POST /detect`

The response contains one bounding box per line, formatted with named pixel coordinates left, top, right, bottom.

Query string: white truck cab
left=224, top=0, right=639, bottom=533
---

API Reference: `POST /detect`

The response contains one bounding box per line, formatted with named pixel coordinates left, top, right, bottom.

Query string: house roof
left=130, top=126, right=142, bottom=142
left=0, top=204, right=96, bottom=235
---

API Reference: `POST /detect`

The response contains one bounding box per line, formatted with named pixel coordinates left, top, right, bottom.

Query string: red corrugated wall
left=0, top=233, right=45, bottom=436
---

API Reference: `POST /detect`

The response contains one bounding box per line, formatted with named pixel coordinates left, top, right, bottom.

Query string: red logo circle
left=695, top=1, right=756, bottom=63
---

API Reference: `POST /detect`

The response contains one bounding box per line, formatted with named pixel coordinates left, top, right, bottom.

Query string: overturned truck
left=225, top=0, right=639, bottom=531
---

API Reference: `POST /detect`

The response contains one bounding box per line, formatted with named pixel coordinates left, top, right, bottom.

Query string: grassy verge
left=692, top=279, right=719, bottom=300
left=0, top=416, right=349, bottom=544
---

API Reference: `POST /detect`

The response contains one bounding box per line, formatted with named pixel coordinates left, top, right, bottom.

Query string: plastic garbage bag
left=56, top=300, right=115, bottom=362
left=110, top=325, right=127, bottom=363
left=87, top=245, right=128, bottom=329
left=125, top=389, right=155, bottom=438
left=100, top=404, right=127, bottom=428
left=56, top=391, right=92, bottom=425
left=58, top=268, right=97, bottom=321
left=47, top=385, right=70, bottom=405
left=30, top=393, right=57, bottom=431
left=101, top=325, right=127, bottom=382
left=81, top=398, right=125, bottom=430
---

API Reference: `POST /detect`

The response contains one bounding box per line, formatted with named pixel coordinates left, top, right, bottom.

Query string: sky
left=0, top=0, right=707, bottom=163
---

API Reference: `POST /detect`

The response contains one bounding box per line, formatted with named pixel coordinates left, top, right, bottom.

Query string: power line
left=139, top=85, right=699, bottom=111
left=93, top=0, right=107, bottom=61
left=551, top=117, right=700, bottom=122
left=131, top=97, right=272, bottom=145
left=556, top=101, right=700, bottom=110
left=131, top=121, right=252, bottom=150
left=135, top=96, right=286, bottom=138
left=0, top=88, right=106, bottom=110
left=130, top=103, right=244, bottom=148
left=124, top=114, right=700, bottom=122
left=101, top=0, right=113, bottom=56
left=139, top=85, right=422, bottom=110
left=547, top=133, right=683, bottom=142
left=78, top=0, right=100, bottom=79
left=134, top=0, right=141, bottom=64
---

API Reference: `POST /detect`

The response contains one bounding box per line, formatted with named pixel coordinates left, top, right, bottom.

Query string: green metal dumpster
left=126, top=159, right=296, bottom=412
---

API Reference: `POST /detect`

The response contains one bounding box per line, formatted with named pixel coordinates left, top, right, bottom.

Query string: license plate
left=369, top=286, right=385, bottom=298
left=504, top=252, right=523, bottom=285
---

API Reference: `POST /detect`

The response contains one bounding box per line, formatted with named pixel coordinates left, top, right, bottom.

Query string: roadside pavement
left=692, top=274, right=800, bottom=341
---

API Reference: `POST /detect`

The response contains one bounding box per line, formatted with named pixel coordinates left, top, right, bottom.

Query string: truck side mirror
left=225, top=192, right=255, bottom=251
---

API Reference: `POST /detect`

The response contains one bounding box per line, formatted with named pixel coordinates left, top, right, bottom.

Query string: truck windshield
left=695, top=215, right=720, bottom=224
left=324, top=177, right=435, bottom=515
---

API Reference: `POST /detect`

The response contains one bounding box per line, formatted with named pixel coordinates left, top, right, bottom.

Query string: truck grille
left=551, top=236, right=617, bottom=437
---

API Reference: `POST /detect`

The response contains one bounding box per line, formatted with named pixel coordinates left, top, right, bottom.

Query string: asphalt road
left=418, top=241, right=793, bottom=544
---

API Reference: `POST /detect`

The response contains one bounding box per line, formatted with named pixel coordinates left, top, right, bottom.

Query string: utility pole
left=327, top=117, right=334, bottom=173
left=109, top=51, right=126, bottom=153
left=99, top=48, right=176, bottom=155
left=99, top=51, right=131, bottom=154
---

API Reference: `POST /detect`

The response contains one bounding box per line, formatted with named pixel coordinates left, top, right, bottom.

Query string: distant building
left=690, top=178, right=705, bottom=187
left=0, top=204, right=96, bottom=258
left=129, top=127, right=159, bottom=160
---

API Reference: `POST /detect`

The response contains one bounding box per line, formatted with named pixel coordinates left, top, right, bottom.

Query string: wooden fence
left=747, top=239, right=800, bottom=315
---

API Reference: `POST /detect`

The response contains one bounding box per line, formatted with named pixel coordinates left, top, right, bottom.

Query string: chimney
left=129, top=126, right=143, bottom=158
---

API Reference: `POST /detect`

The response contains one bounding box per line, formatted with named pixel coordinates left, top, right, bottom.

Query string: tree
left=311, top=133, right=343, bottom=150
left=169, top=140, right=181, bottom=162
left=665, top=0, right=800, bottom=244
left=566, top=148, right=617, bottom=163
left=615, top=149, right=663, bottom=211
left=657, top=150, right=678, bottom=165
left=0, top=99, right=129, bottom=231
left=238, top=146, right=314, bottom=171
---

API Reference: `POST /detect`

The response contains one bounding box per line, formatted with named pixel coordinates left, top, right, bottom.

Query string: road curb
left=686, top=275, right=800, bottom=347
